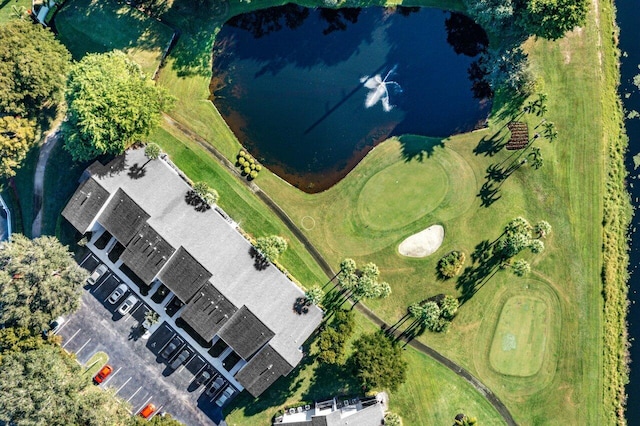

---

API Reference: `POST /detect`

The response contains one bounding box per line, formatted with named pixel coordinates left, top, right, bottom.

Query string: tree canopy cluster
left=463, top=0, right=587, bottom=99
left=0, top=234, right=87, bottom=333
left=0, top=234, right=184, bottom=425
left=409, top=294, right=460, bottom=333
left=338, top=258, right=391, bottom=304
left=350, top=331, right=407, bottom=392
left=63, top=51, right=172, bottom=162
left=437, top=250, right=466, bottom=278
left=0, top=20, right=71, bottom=177
left=496, top=217, right=551, bottom=276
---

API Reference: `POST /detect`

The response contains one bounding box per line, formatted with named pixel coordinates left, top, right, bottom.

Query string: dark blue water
left=211, top=6, right=490, bottom=192
left=619, top=0, right=640, bottom=421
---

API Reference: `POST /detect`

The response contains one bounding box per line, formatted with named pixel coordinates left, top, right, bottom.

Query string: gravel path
left=31, top=125, right=61, bottom=238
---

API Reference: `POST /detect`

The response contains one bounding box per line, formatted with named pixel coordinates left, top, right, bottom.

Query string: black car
left=194, top=370, right=212, bottom=387
left=160, top=339, right=180, bottom=360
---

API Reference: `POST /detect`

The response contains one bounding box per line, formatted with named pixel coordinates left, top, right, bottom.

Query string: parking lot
left=57, top=254, right=226, bottom=425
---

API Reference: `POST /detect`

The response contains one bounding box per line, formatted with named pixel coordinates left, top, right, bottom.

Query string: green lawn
left=55, top=0, right=174, bottom=76
left=52, top=0, right=627, bottom=424
left=225, top=312, right=506, bottom=426
left=82, top=351, right=109, bottom=379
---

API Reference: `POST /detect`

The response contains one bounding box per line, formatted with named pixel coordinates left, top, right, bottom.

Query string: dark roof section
left=158, top=247, right=212, bottom=303
left=234, top=344, right=293, bottom=397
left=120, top=223, right=175, bottom=284
left=99, top=188, right=149, bottom=245
left=181, top=281, right=237, bottom=342
left=219, top=306, right=275, bottom=360
left=506, top=121, right=530, bottom=150
left=61, top=178, right=110, bottom=233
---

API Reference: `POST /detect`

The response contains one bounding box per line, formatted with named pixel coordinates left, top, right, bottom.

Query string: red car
left=93, top=365, right=113, bottom=384
left=139, top=403, right=156, bottom=419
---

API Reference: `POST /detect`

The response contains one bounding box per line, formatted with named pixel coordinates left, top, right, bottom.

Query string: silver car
left=215, top=386, right=236, bottom=407
left=107, top=284, right=128, bottom=304
left=86, top=264, right=108, bottom=286
left=117, top=294, right=138, bottom=315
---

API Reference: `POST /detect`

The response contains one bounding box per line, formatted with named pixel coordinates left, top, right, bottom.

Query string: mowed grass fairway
left=52, top=0, right=625, bottom=424
left=55, top=0, right=174, bottom=76
left=489, top=295, right=549, bottom=377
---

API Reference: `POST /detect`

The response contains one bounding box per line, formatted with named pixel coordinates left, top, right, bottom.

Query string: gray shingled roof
left=158, top=247, right=212, bottom=303
left=322, top=405, right=384, bottom=426
left=234, top=344, right=293, bottom=397
left=67, top=149, right=322, bottom=385
left=181, top=281, right=237, bottom=342
left=218, top=306, right=275, bottom=360
left=61, top=177, right=109, bottom=234
left=99, top=188, right=149, bottom=245
left=120, top=223, right=175, bottom=284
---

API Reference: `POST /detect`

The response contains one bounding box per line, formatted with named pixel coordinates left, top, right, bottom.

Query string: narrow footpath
left=162, top=114, right=518, bottom=426
left=31, top=124, right=61, bottom=238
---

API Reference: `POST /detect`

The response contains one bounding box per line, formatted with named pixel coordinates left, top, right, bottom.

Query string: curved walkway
left=32, top=124, right=61, bottom=238
left=162, top=114, right=518, bottom=425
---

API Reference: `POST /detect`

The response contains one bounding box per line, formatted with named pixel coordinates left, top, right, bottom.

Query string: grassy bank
left=596, top=0, right=632, bottom=421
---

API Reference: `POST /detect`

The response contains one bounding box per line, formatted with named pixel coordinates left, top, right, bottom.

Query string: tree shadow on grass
left=456, top=239, right=503, bottom=305
left=398, top=134, right=444, bottom=162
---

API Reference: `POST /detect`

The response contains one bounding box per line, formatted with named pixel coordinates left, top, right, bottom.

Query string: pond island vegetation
left=0, top=0, right=631, bottom=425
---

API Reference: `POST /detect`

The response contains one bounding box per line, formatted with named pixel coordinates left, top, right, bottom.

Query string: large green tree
left=337, top=258, right=391, bottom=304
left=0, top=115, right=35, bottom=178
left=350, top=331, right=407, bottom=392
left=0, top=20, right=70, bottom=116
left=63, top=51, right=172, bottom=161
left=0, top=235, right=87, bottom=333
left=0, top=346, right=131, bottom=426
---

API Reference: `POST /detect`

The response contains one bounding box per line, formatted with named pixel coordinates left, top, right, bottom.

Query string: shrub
left=236, top=149, right=262, bottom=180
left=317, top=309, right=354, bottom=365
left=437, top=251, right=466, bottom=278
left=384, top=412, right=403, bottom=426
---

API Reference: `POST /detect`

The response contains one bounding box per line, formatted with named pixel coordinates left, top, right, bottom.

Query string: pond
left=618, top=0, right=640, bottom=421
left=211, top=5, right=490, bottom=192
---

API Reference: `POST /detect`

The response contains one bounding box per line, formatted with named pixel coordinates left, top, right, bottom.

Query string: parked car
left=93, top=365, right=113, bottom=384
left=86, top=264, right=108, bottom=286
left=42, top=316, right=65, bottom=337
left=107, top=284, right=128, bottom=304
left=139, top=403, right=156, bottom=419
left=160, top=339, right=181, bottom=360
left=169, top=348, right=191, bottom=370
left=206, top=377, right=225, bottom=397
left=194, top=370, right=212, bottom=387
left=215, top=386, right=236, bottom=407
left=117, top=294, right=138, bottom=315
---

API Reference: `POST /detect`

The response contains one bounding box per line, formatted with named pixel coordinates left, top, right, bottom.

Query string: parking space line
left=62, top=329, right=81, bottom=348
left=115, top=377, right=132, bottom=395
left=150, top=404, right=164, bottom=419
left=135, top=396, right=154, bottom=415
left=93, top=273, right=111, bottom=292
left=75, top=338, right=92, bottom=355
left=101, top=366, right=121, bottom=386
left=78, top=254, right=95, bottom=268
left=126, top=386, right=143, bottom=402
left=54, top=319, right=70, bottom=334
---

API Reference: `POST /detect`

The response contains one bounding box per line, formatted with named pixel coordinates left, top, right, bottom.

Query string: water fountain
left=361, top=66, right=402, bottom=112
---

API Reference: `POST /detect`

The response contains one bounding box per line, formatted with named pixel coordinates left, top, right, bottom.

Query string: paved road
left=162, top=114, right=518, bottom=426
left=32, top=124, right=61, bottom=238
left=57, top=254, right=225, bottom=426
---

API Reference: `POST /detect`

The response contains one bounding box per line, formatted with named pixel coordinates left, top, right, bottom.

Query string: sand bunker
left=398, top=225, right=444, bottom=257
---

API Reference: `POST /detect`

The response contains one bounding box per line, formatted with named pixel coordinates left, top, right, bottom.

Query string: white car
left=108, top=284, right=128, bottom=304
left=215, top=386, right=236, bottom=407
left=117, top=294, right=138, bottom=315
left=86, top=264, right=108, bottom=286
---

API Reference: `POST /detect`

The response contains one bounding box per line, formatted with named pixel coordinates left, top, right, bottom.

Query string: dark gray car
left=170, top=348, right=191, bottom=369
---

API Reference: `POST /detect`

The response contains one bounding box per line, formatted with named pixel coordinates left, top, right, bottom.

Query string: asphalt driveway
left=57, top=254, right=225, bottom=425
